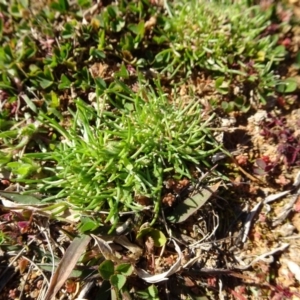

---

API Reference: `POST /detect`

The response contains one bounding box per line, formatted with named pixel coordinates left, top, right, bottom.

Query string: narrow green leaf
left=0, top=151, right=11, bottom=164
left=0, top=83, right=14, bottom=90
left=22, top=94, right=37, bottom=113
left=0, top=130, right=18, bottom=138
left=0, top=191, right=41, bottom=205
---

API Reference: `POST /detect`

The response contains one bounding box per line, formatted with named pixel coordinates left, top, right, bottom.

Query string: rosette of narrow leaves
left=37, top=84, right=220, bottom=226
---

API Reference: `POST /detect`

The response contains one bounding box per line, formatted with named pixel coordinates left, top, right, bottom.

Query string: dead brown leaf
left=44, top=235, right=91, bottom=300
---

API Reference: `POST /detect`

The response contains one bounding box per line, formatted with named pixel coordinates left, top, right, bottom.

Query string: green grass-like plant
left=35, top=82, right=220, bottom=227
left=159, top=0, right=288, bottom=101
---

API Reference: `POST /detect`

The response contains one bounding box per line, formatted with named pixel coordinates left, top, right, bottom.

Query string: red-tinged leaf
left=256, top=158, right=267, bottom=170
left=19, top=257, right=29, bottom=274
left=65, top=279, right=76, bottom=294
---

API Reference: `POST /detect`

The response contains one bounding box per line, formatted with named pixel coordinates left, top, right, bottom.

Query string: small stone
left=276, top=223, right=295, bottom=237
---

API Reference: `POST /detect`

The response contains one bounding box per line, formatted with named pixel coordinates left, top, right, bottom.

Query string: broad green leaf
left=167, top=183, right=220, bottom=223
left=13, top=164, right=32, bottom=176
left=136, top=228, right=167, bottom=247
left=38, top=78, right=53, bottom=89
left=0, top=119, right=14, bottom=130
left=6, top=162, right=35, bottom=178
left=51, top=0, right=69, bottom=12
left=273, top=45, right=286, bottom=57
left=58, top=74, right=71, bottom=90
left=78, top=0, right=91, bottom=8
left=215, top=76, right=230, bottom=94
left=3, top=44, right=13, bottom=59
left=51, top=91, right=60, bottom=108
left=107, top=5, right=117, bottom=18
left=113, top=19, right=126, bottom=32
left=99, top=260, right=115, bottom=280
left=0, top=191, right=41, bottom=205
left=43, top=66, right=54, bottom=80
left=135, top=290, right=150, bottom=299
left=110, top=274, right=126, bottom=290
left=95, top=77, right=107, bottom=90
left=114, top=64, right=129, bottom=79
left=276, top=78, right=298, bottom=93
left=135, top=285, right=159, bottom=299
left=78, top=217, right=99, bottom=233
left=221, top=101, right=235, bottom=113
left=136, top=21, right=145, bottom=36
left=128, top=21, right=145, bottom=36
left=215, top=76, right=225, bottom=88
left=148, top=285, right=159, bottom=298
left=115, top=263, right=133, bottom=276
left=121, top=34, right=134, bottom=51
left=155, top=49, right=171, bottom=63
left=90, top=48, right=106, bottom=59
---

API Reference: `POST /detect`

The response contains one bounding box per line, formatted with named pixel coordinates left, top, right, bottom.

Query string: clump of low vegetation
left=33, top=84, right=220, bottom=227
left=0, top=0, right=299, bottom=299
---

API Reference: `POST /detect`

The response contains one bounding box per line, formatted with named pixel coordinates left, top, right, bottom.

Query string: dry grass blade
left=44, top=235, right=91, bottom=300
left=235, top=243, right=289, bottom=270
left=114, top=235, right=143, bottom=261
left=91, top=234, right=121, bottom=263
left=242, top=201, right=262, bottom=243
